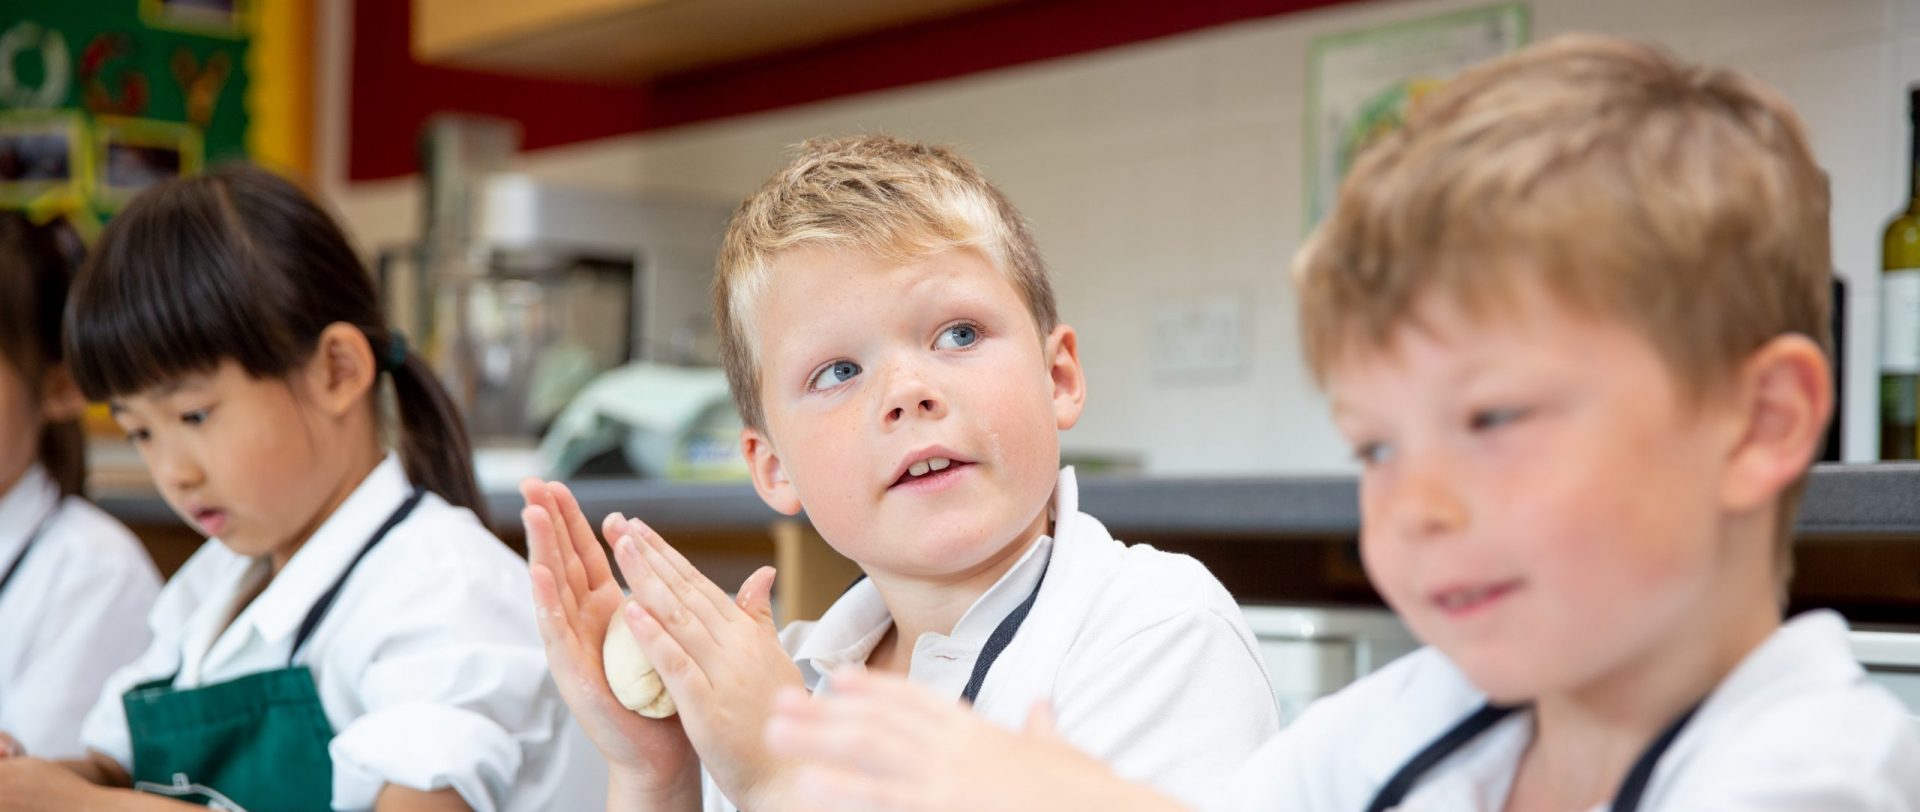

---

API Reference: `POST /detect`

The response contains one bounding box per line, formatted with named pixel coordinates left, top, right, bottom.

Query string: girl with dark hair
left=0, top=164, right=594, bottom=811
left=0, top=212, right=160, bottom=761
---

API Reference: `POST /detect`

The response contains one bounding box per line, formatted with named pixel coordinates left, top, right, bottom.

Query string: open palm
left=521, top=480, right=698, bottom=792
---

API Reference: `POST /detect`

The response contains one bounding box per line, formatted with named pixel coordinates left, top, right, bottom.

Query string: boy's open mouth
left=889, top=455, right=975, bottom=490
left=1429, top=579, right=1523, bottom=618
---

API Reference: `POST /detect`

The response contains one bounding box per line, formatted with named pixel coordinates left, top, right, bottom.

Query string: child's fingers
left=548, top=482, right=615, bottom=589
left=794, top=764, right=922, bottom=812
left=767, top=695, right=923, bottom=776
left=623, top=517, right=741, bottom=621
left=736, top=566, right=779, bottom=632
left=0, top=731, right=22, bottom=758
left=529, top=564, right=588, bottom=676
left=522, top=482, right=591, bottom=604
left=614, top=537, right=727, bottom=664
left=521, top=505, right=580, bottom=618
left=1024, top=701, right=1061, bottom=742
left=622, top=531, right=738, bottom=638
left=829, top=669, right=966, bottom=729
left=603, top=512, right=630, bottom=568
left=623, top=601, right=714, bottom=699
left=769, top=685, right=815, bottom=718
left=813, top=680, right=930, bottom=745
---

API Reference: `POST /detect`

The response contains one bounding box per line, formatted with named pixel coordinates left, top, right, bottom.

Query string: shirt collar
left=0, top=464, right=59, bottom=563
left=791, top=467, right=1073, bottom=688
left=1378, top=611, right=1863, bottom=809
left=1703, top=609, right=1861, bottom=710
left=240, top=452, right=413, bottom=645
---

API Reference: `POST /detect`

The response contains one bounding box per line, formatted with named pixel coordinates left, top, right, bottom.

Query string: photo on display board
left=141, top=0, right=251, bottom=39
left=0, top=111, right=89, bottom=211
left=93, top=116, right=202, bottom=209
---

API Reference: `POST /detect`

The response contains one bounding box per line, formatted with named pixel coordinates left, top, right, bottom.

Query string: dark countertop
left=93, top=461, right=1920, bottom=541
left=91, top=462, right=1920, bottom=622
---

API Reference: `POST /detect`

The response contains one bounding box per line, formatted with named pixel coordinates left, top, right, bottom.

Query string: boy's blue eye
left=809, top=360, right=862, bottom=391
left=180, top=409, right=210, bottom=427
left=1355, top=441, right=1394, bottom=467
left=127, top=428, right=152, bottom=444
left=1469, top=407, right=1528, bottom=432
left=934, top=324, right=980, bottom=350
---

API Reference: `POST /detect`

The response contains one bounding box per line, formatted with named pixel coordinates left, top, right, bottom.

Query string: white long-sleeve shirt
left=706, top=467, right=1281, bottom=811
left=1220, top=610, right=1920, bottom=811
left=80, top=454, right=604, bottom=811
left=0, top=465, right=160, bottom=759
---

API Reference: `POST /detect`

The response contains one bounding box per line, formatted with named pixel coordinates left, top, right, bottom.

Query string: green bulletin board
left=0, top=0, right=250, bottom=228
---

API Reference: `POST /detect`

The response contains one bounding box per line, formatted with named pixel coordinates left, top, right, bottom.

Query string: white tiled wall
left=327, top=0, right=1920, bottom=474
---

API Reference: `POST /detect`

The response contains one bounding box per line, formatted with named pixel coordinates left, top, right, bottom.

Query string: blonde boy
left=520, top=135, right=1279, bottom=812
left=760, top=35, right=1920, bottom=811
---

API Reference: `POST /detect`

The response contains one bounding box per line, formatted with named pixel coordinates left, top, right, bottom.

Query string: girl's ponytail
left=381, top=338, right=484, bottom=522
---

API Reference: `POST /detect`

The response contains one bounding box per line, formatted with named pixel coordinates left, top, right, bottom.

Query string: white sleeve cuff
left=329, top=702, right=523, bottom=812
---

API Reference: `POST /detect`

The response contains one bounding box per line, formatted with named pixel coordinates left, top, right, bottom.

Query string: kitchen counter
left=94, top=462, right=1920, bottom=623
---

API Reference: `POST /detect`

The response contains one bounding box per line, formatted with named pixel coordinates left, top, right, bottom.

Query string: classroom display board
left=0, top=0, right=249, bottom=229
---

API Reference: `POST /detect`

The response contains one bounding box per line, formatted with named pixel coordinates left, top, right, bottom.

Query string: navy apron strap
left=1609, top=699, right=1703, bottom=812
left=1365, top=703, right=1519, bottom=812
left=958, top=556, right=1050, bottom=705
left=1363, top=697, right=1705, bottom=812
left=288, top=488, right=425, bottom=664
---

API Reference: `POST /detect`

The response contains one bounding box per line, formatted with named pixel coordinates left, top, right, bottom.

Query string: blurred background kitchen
left=4, top=0, right=1918, bottom=725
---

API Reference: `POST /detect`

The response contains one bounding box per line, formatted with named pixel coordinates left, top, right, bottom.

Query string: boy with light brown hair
left=761, top=34, right=1920, bottom=811
left=519, top=134, right=1279, bottom=812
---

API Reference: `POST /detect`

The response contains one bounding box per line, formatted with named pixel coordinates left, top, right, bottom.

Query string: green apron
left=121, top=489, right=424, bottom=811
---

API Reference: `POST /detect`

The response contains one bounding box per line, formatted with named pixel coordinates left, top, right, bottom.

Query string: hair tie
left=383, top=331, right=408, bottom=373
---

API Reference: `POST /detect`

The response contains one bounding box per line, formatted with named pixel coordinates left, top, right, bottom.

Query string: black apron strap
left=1609, top=699, right=1703, bottom=812
left=1365, top=703, right=1519, bottom=812
left=958, top=556, right=1050, bottom=705
left=0, top=499, right=63, bottom=601
left=288, top=488, right=425, bottom=664
left=1363, top=697, right=1705, bottom=812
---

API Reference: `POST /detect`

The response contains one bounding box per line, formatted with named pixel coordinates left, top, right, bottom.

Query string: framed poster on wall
left=1306, top=3, right=1529, bottom=227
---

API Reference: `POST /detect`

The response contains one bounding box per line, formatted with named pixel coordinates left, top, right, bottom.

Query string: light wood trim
left=771, top=520, right=864, bottom=625
left=413, top=0, right=676, bottom=64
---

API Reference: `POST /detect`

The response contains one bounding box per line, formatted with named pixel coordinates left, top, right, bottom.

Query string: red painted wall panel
left=349, top=0, right=1355, bottom=181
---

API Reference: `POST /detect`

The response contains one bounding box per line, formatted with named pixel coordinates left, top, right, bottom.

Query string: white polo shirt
left=705, top=466, right=1281, bottom=811
left=1220, top=610, right=1920, bottom=811
left=79, top=454, right=604, bottom=812
left=0, top=465, right=160, bottom=759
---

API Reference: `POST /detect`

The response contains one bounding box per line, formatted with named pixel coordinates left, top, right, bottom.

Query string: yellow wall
left=247, top=0, right=314, bottom=180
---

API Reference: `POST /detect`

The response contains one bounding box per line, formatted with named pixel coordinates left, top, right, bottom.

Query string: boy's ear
left=304, top=322, right=378, bottom=418
left=742, top=426, right=802, bottom=516
left=1044, top=324, right=1087, bottom=431
left=37, top=365, right=87, bottom=423
left=1719, top=333, right=1832, bottom=514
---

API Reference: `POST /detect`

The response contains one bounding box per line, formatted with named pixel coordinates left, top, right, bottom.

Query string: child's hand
left=762, top=670, right=1190, bottom=812
left=520, top=481, right=699, bottom=801
left=607, top=515, right=803, bottom=810
left=0, top=758, right=105, bottom=811
left=0, top=731, right=23, bottom=758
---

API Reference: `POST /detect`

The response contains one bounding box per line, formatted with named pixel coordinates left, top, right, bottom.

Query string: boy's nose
left=881, top=372, right=948, bottom=426
left=1387, top=459, right=1468, bottom=541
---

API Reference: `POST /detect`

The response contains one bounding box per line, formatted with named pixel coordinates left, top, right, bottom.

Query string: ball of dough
left=604, top=608, right=677, bottom=719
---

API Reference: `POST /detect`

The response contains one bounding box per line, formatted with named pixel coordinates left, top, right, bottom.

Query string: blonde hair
left=1296, top=34, right=1831, bottom=588
left=714, top=134, right=1056, bottom=430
